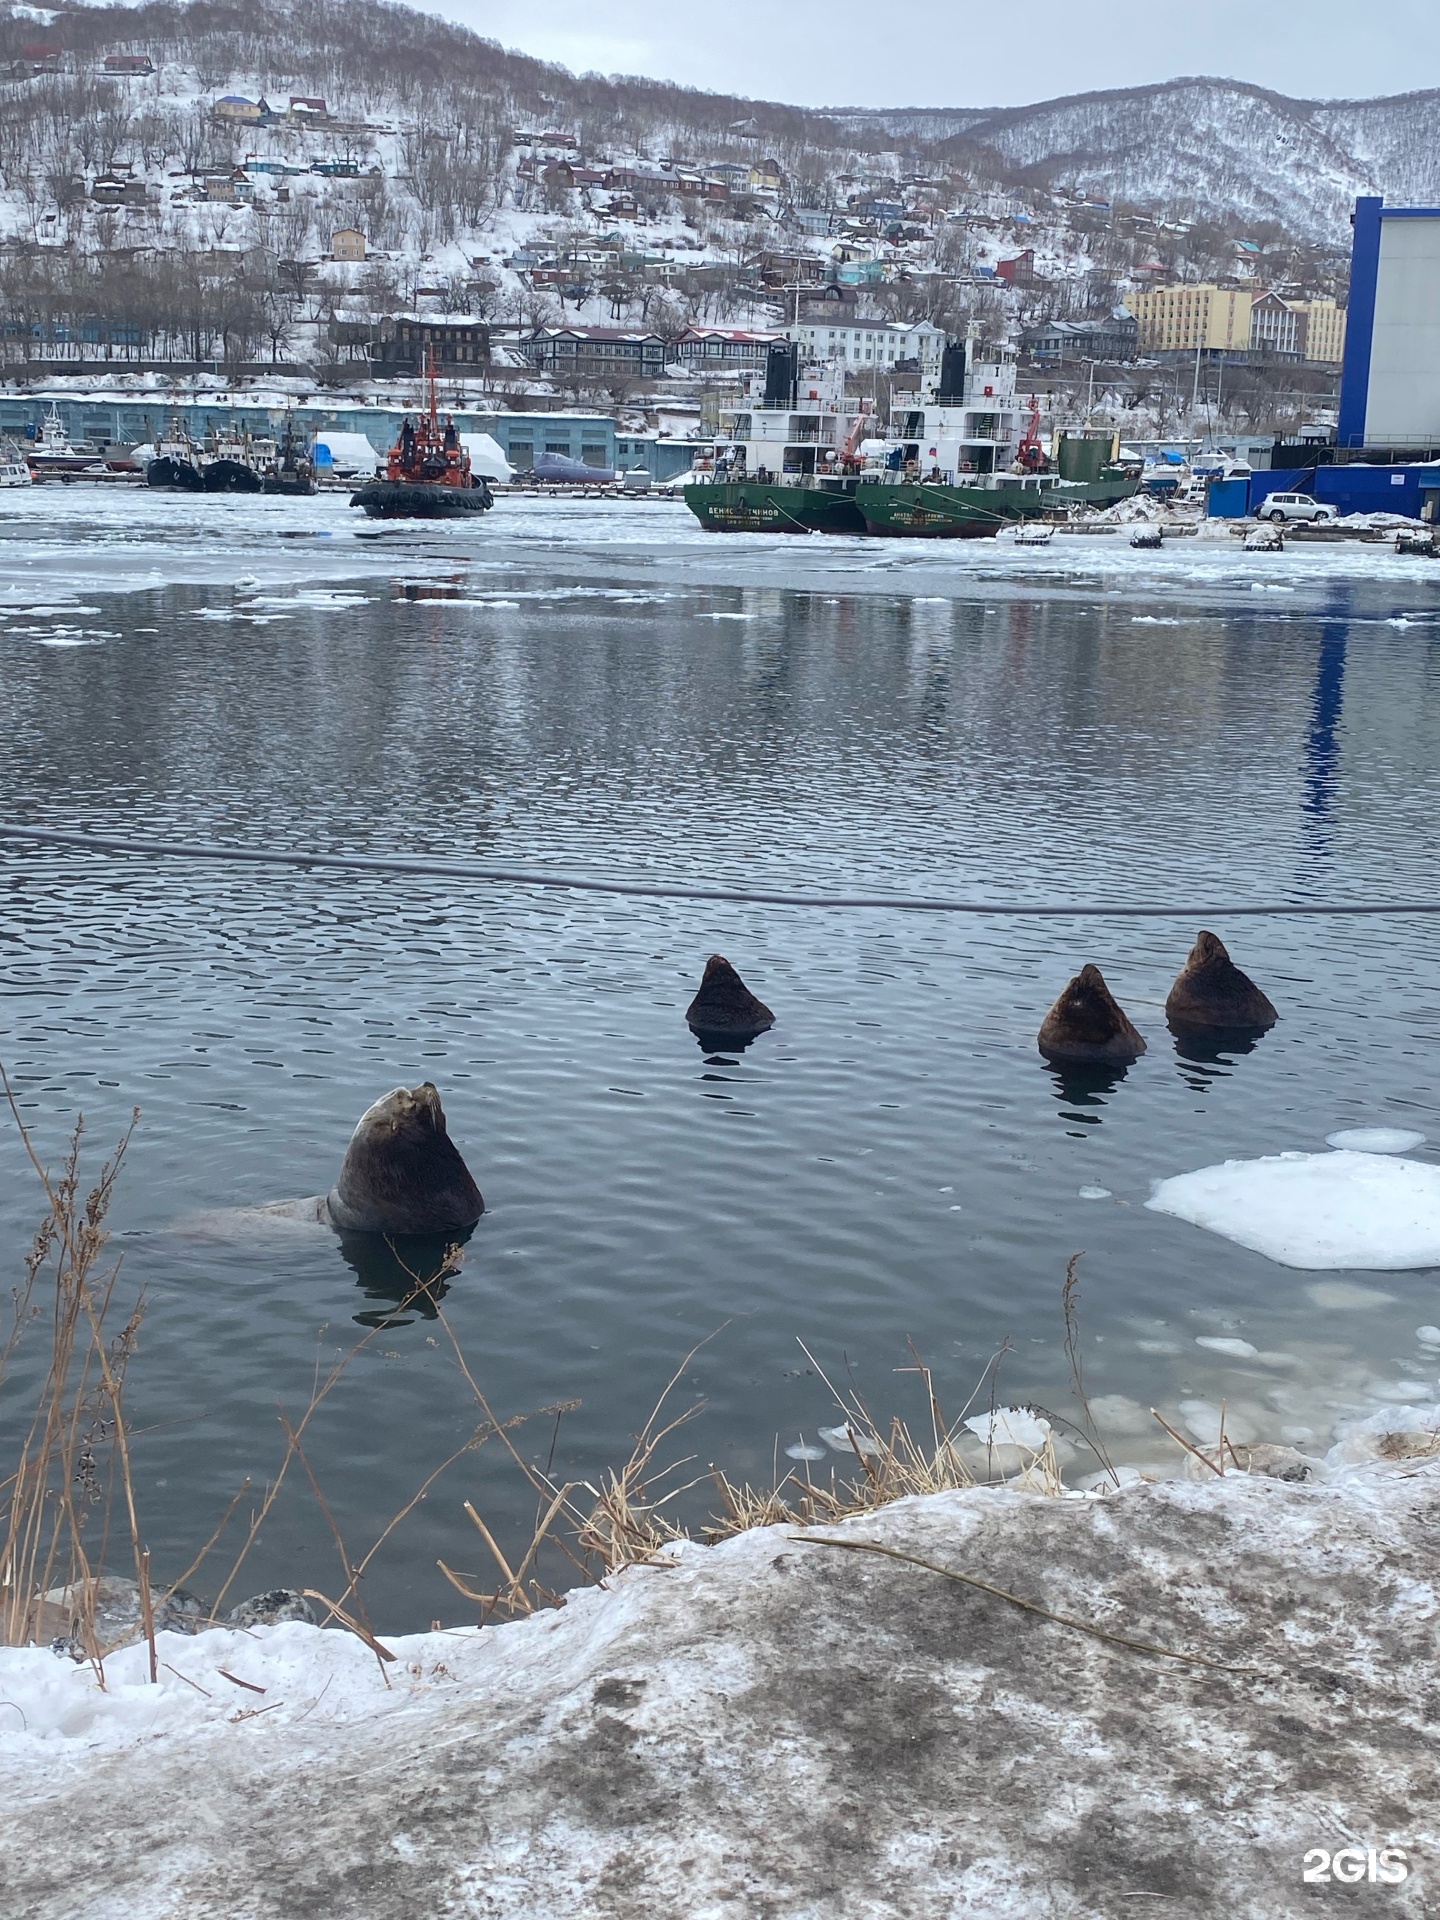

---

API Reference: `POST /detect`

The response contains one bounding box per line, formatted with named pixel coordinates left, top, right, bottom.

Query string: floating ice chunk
left=1086, top=1394, right=1153, bottom=1436
left=1147, top=1150, right=1440, bottom=1270
left=963, top=1407, right=1051, bottom=1452
left=1076, top=1464, right=1149, bottom=1492
left=1195, top=1336, right=1259, bottom=1358
left=1280, top=1424, right=1317, bottom=1445
left=1078, top=1185, right=1112, bottom=1200
left=1417, top=1327, right=1440, bottom=1348
left=816, top=1424, right=884, bottom=1458
left=1325, top=1128, right=1426, bottom=1154
left=1326, top=1402, right=1440, bottom=1468
left=1305, top=1280, right=1398, bottom=1310
left=1370, top=1381, right=1435, bottom=1402
left=783, top=1440, right=827, bottom=1463
left=1178, top=1400, right=1258, bottom=1446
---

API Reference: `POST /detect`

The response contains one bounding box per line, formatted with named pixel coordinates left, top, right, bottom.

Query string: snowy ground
left=2, top=1450, right=1438, bottom=1918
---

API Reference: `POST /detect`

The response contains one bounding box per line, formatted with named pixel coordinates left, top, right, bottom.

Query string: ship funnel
left=937, top=340, right=967, bottom=404
left=764, top=341, right=798, bottom=409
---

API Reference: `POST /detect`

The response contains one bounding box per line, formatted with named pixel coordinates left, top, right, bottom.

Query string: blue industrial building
left=0, top=393, right=704, bottom=481
left=1338, top=196, right=1440, bottom=451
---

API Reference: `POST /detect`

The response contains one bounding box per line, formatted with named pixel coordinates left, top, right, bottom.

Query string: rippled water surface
left=4, top=488, right=1440, bottom=1625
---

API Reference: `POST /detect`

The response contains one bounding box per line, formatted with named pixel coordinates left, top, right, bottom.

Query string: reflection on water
left=4, top=525, right=1440, bottom=1628
left=1044, top=1058, right=1135, bottom=1132
left=1303, top=619, right=1349, bottom=840
left=341, top=1228, right=471, bottom=1328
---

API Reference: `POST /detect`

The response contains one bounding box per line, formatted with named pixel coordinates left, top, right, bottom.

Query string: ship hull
left=146, top=456, right=204, bottom=491
left=202, top=458, right=263, bottom=494
left=855, top=475, right=1140, bottom=537
left=683, top=481, right=865, bottom=535
left=351, top=480, right=493, bottom=519
left=262, top=472, right=317, bottom=497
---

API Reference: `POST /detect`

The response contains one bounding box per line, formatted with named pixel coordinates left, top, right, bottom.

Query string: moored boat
left=261, top=425, right=317, bottom=496
left=0, top=436, right=33, bottom=486
left=146, top=419, right=204, bottom=490
left=350, top=354, right=493, bottom=519
left=853, top=342, right=1138, bottom=537
left=27, top=402, right=108, bottom=477
left=201, top=427, right=265, bottom=493
left=684, top=346, right=870, bottom=535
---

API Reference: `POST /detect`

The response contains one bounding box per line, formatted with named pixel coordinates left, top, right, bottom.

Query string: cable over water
left=1, top=822, right=1435, bottom=917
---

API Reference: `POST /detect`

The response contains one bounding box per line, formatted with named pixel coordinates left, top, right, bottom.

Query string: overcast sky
left=421, top=0, right=1439, bottom=109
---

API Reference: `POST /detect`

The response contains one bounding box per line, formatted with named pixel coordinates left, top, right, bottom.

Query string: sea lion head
left=325, top=1083, right=484, bottom=1237
left=1037, top=963, right=1147, bottom=1064
left=685, top=954, right=776, bottom=1049
left=1165, top=930, right=1278, bottom=1033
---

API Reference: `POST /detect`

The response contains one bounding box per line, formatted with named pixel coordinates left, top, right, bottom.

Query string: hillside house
left=790, top=316, right=944, bottom=374
left=212, top=95, right=269, bottom=124
left=103, top=53, right=154, bottom=75
left=289, top=96, right=328, bottom=121
left=331, top=315, right=490, bottom=374
left=1019, top=316, right=1138, bottom=362
left=331, top=227, right=366, bottom=262
left=675, top=326, right=784, bottom=369
left=996, top=248, right=1037, bottom=286
left=524, top=327, right=670, bottom=382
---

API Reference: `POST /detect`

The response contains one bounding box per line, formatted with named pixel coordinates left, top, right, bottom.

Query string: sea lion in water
left=685, top=955, right=775, bottom=1048
left=1037, top=964, right=1146, bottom=1064
left=326, top=1083, right=484, bottom=1236
left=1165, top=930, right=1278, bottom=1033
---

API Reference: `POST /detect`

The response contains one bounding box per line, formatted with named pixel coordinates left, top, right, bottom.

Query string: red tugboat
left=351, top=352, right=494, bottom=519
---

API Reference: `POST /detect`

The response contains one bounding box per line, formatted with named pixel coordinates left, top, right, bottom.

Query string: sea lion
left=1037, top=964, right=1146, bottom=1064
left=325, top=1083, right=484, bottom=1236
left=685, top=955, right=775, bottom=1048
left=1165, top=931, right=1278, bottom=1033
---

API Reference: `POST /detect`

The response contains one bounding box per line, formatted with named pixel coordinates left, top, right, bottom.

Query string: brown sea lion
left=1165, top=931, right=1278, bottom=1033
left=325, top=1083, right=484, bottom=1235
left=1037, top=964, right=1146, bottom=1064
left=685, top=955, right=775, bottom=1045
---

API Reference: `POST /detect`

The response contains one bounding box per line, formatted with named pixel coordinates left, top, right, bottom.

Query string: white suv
left=1255, top=492, right=1336, bottom=525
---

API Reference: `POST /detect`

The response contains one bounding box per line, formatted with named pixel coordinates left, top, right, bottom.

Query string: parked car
left=1255, top=492, right=1337, bottom=524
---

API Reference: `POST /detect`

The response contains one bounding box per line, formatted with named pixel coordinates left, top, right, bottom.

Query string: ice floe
left=1305, top=1279, right=1397, bottom=1309
left=1147, top=1149, right=1440, bottom=1270
left=1325, top=1127, right=1426, bottom=1154
left=1078, top=1185, right=1111, bottom=1200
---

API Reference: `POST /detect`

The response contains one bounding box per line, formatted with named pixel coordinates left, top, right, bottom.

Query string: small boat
left=146, top=420, right=205, bottom=491
left=261, top=425, right=316, bottom=496
left=351, top=353, right=493, bottom=519
left=0, top=437, right=33, bottom=487
left=27, top=402, right=108, bottom=477
left=201, top=426, right=264, bottom=493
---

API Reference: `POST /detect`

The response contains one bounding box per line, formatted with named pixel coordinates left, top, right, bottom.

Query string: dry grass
left=0, top=1066, right=147, bottom=1673
left=440, top=1330, right=1075, bottom=1622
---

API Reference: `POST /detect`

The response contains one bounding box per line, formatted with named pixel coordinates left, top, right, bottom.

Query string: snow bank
left=4, top=1459, right=1439, bottom=1918
left=1146, top=1148, right=1440, bottom=1269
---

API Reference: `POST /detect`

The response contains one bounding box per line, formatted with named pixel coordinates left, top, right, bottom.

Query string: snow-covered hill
left=836, top=79, right=1440, bottom=242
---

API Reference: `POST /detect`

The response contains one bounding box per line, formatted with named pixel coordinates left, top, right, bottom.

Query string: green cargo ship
left=854, top=470, right=1139, bottom=538
left=683, top=477, right=866, bottom=535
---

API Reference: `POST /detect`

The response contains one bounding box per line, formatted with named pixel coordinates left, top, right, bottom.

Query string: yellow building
left=1296, top=298, right=1346, bottom=365
left=1126, top=283, right=1253, bottom=353
left=331, top=227, right=367, bottom=263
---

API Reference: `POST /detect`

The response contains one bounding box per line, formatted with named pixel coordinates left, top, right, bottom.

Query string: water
left=4, top=487, right=1440, bottom=1626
